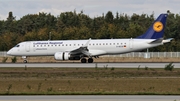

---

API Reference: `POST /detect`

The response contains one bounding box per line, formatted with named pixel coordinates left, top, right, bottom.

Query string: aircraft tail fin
left=136, top=14, right=168, bottom=39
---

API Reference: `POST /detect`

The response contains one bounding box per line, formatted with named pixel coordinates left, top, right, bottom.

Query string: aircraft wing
left=69, top=38, right=92, bottom=57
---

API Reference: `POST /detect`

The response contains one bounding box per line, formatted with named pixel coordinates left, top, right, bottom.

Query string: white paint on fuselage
left=7, top=39, right=162, bottom=57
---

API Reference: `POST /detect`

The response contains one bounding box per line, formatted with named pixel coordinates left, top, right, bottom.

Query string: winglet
left=83, top=38, right=91, bottom=47
left=80, top=38, right=92, bottom=56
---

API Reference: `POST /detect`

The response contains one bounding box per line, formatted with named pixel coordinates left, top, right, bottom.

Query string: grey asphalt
left=0, top=95, right=179, bottom=101
left=0, top=63, right=179, bottom=68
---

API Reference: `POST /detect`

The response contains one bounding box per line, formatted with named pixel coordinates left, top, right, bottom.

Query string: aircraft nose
left=7, top=50, right=11, bottom=55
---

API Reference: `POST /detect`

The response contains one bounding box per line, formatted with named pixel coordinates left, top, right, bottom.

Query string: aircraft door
left=25, top=42, right=30, bottom=52
left=129, top=39, right=133, bottom=49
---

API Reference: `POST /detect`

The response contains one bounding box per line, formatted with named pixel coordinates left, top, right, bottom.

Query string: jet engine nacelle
left=54, top=52, right=81, bottom=60
left=54, top=52, right=70, bottom=60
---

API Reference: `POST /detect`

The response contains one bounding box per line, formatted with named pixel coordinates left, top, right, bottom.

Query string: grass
left=0, top=67, right=180, bottom=78
left=0, top=67, right=179, bottom=95
left=0, top=78, right=180, bottom=95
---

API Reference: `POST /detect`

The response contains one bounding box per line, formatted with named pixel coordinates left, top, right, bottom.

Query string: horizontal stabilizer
left=149, top=38, right=163, bottom=44
left=162, top=38, right=173, bottom=43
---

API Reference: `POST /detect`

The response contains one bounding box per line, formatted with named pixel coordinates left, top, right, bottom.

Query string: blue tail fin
left=136, top=14, right=168, bottom=39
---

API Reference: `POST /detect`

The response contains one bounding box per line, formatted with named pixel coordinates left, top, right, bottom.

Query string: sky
left=0, top=0, right=179, bottom=20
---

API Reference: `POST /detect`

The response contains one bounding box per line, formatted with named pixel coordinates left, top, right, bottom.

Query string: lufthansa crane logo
left=153, top=21, right=163, bottom=32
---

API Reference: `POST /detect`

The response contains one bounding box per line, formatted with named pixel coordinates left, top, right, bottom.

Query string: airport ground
left=1, top=56, right=180, bottom=63
left=0, top=67, right=180, bottom=95
left=1, top=56, right=180, bottom=95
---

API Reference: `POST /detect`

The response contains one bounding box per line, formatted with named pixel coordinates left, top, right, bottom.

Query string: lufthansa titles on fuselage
left=33, top=42, right=63, bottom=45
left=33, top=42, right=63, bottom=51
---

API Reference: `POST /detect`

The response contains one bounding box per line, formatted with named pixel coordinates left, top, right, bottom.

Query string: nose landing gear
left=22, top=56, right=28, bottom=63
left=23, top=60, right=28, bottom=63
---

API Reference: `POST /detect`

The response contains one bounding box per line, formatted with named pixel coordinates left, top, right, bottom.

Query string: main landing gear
left=81, top=58, right=93, bottom=63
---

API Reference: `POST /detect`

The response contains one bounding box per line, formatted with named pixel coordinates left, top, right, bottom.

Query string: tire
left=81, top=58, right=87, bottom=63
left=23, top=60, right=28, bottom=63
left=88, top=58, right=93, bottom=63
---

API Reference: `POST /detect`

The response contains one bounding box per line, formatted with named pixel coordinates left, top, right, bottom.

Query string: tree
left=0, top=11, right=180, bottom=51
left=105, top=11, right=114, bottom=23
left=7, top=11, right=15, bottom=22
left=4, top=12, right=16, bottom=33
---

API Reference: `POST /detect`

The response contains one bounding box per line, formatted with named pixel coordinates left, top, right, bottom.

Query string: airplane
left=7, top=13, right=173, bottom=63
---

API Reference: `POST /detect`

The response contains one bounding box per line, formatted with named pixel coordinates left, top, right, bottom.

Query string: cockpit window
left=15, top=45, right=20, bottom=47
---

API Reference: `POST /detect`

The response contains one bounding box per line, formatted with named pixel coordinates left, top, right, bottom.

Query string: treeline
left=0, top=10, right=179, bottom=52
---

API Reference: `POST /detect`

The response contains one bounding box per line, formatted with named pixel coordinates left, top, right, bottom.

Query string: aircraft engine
left=54, top=52, right=81, bottom=60
left=54, top=52, right=70, bottom=60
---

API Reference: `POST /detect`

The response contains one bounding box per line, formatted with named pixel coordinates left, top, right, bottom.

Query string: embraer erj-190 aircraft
left=7, top=14, right=173, bottom=63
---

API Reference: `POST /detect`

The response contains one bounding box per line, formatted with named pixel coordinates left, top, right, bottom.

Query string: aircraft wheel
left=23, top=60, right=28, bottom=63
left=81, top=58, right=87, bottom=63
left=88, top=58, right=93, bottom=63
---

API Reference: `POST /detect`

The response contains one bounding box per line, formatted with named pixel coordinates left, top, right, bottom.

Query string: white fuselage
left=7, top=39, right=162, bottom=57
